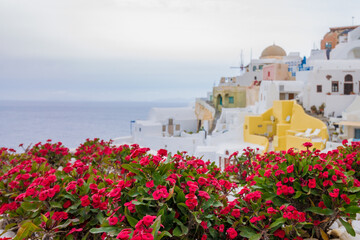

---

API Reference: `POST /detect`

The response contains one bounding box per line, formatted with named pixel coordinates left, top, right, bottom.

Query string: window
left=175, top=124, right=180, bottom=131
left=228, top=96, right=234, bottom=104
left=325, top=42, right=332, bottom=49
left=168, top=118, right=173, bottom=125
left=345, top=74, right=353, bottom=82
left=279, top=85, right=285, bottom=92
left=259, top=65, right=263, bottom=70
left=317, top=85, right=322, bottom=93
left=253, top=66, right=257, bottom=71
left=162, top=125, right=166, bottom=132
left=331, top=81, right=339, bottom=92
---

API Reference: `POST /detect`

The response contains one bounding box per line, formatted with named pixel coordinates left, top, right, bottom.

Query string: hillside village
left=115, top=25, right=360, bottom=169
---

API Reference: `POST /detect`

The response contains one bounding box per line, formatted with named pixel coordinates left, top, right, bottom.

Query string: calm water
left=0, top=101, right=188, bottom=150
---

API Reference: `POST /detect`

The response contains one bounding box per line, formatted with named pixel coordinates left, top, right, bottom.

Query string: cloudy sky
left=0, top=0, right=359, bottom=102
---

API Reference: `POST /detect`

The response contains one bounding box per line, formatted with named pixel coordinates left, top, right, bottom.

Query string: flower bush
left=0, top=139, right=360, bottom=240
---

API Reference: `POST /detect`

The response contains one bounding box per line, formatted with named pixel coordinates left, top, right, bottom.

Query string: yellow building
left=244, top=100, right=328, bottom=152
left=213, top=84, right=247, bottom=111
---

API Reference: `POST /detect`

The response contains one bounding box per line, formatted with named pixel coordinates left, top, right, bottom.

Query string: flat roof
left=338, top=121, right=360, bottom=127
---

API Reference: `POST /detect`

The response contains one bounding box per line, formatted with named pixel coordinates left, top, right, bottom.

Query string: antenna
left=230, top=49, right=244, bottom=75
left=250, top=48, right=252, bottom=70
left=352, top=16, right=355, bottom=25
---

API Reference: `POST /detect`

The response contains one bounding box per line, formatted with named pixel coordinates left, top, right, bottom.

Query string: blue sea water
left=0, top=101, right=188, bottom=150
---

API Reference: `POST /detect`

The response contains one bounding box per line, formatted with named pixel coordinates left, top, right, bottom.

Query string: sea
left=0, top=101, right=188, bottom=151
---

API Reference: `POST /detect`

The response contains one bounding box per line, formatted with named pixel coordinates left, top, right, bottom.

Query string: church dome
left=260, top=44, right=286, bottom=59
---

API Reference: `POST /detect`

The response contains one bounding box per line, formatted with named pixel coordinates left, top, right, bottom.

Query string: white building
left=298, top=26, right=360, bottom=117
left=337, top=96, right=360, bottom=140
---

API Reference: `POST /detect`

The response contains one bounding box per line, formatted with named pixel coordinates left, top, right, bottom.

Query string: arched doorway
left=216, top=94, right=223, bottom=110
left=344, top=74, right=353, bottom=95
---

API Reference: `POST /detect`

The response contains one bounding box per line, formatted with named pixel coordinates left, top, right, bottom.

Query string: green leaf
left=269, top=217, right=286, bottom=229
left=306, top=207, right=334, bottom=215
left=21, top=202, right=41, bottom=211
left=89, top=227, right=119, bottom=234
left=209, top=227, right=219, bottom=239
left=151, top=216, right=162, bottom=238
left=55, top=218, right=79, bottom=229
left=348, top=187, right=360, bottom=193
left=250, top=233, right=262, bottom=240
left=177, top=203, right=189, bottom=215
left=322, top=194, right=332, bottom=209
left=50, top=201, right=63, bottom=209
left=202, top=197, right=215, bottom=210
left=174, top=218, right=189, bottom=235
left=2, top=222, right=17, bottom=233
left=13, top=221, right=42, bottom=240
left=344, top=206, right=360, bottom=214
left=124, top=207, right=138, bottom=228
left=175, top=186, right=185, bottom=203
left=302, top=165, right=309, bottom=177
left=239, top=226, right=257, bottom=238
left=41, top=214, right=49, bottom=223
left=158, top=231, right=172, bottom=239
left=173, top=226, right=182, bottom=237
left=121, top=164, right=145, bottom=178
left=294, top=191, right=302, bottom=199
left=213, top=201, right=223, bottom=207
left=339, top=218, right=356, bottom=237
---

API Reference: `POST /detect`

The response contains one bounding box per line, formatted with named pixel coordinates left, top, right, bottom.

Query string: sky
left=0, top=0, right=360, bottom=102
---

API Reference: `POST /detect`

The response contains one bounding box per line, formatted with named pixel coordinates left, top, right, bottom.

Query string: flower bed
left=0, top=139, right=360, bottom=240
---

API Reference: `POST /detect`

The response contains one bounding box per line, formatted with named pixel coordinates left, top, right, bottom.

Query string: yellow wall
left=244, top=100, right=328, bottom=152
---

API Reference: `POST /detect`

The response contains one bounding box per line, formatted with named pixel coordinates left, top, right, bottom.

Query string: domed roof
left=260, top=44, right=286, bottom=59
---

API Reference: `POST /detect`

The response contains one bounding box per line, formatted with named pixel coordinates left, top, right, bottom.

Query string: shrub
left=1, top=139, right=360, bottom=240
left=231, top=141, right=360, bottom=239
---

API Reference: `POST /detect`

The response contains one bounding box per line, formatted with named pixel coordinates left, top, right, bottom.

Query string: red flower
left=146, top=180, right=154, bottom=188
left=231, top=209, right=241, bottom=218
left=303, top=142, right=313, bottom=148
left=318, top=201, right=327, bottom=209
left=198, top=191, right=210, bottom=200
left=308, top=179, right=316, bottom=188
left=80, top=195, right=90, bottom=207
left=287, top=164, right=294, bottom=173
left=329, top=188, right=339, bottom=198
left=109, top=188, right=122, bottom=198
left=157, top=149, right=168, bottom=157
left=116, top=228, right=132, bottom=239
left=264, top=169, right=272, bottom=177
left=108, top=216, right=118, bottom=226
left=314, top=220, right=321, bottom=226
left=185, top=198, right=198, bottom=210
left=52, top=211, right=68, bottom=221
left=39, top=191, right=48, bottom=201
left=341, top=194, right=351, bottom=204
left=226, top=228, right=238, bottom=239
left=267, top=207, right=277, bottom=214
left=201, top=221, right=208, bottom=229
left=66, top=228, right=83, bottom=236
left=274, top=229, right=285, bottom=238
left=142, top=215, right=157, bottom=227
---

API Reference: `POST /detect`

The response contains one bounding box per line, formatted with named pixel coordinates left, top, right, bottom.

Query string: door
left=288, top=93, right=295, bottom=100
left=344, top=83, right=353, bottom=95
left=355, top=129, right=360, bottom=139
